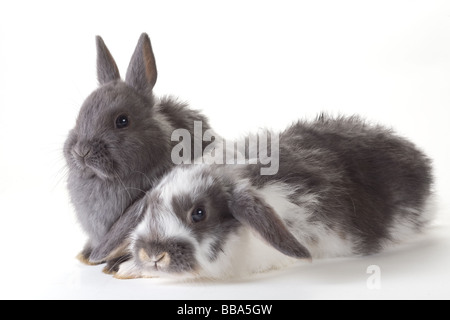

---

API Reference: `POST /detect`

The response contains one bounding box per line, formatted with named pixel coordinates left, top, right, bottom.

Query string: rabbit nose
left=73, top=143, right=92, bottom=159
left=138, top=248, right=170, bottom=268
left=153, top=252, right=167, bottom=263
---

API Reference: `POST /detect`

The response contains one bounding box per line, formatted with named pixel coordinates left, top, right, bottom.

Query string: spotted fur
left=105, top=115, right=433, bottom=280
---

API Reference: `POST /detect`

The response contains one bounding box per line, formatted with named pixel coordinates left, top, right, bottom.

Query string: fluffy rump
left=245, top=114, right=433, bottom=254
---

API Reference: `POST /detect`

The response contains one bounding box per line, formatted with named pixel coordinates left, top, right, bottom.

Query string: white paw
left=113, top=260, right=142, bottom=279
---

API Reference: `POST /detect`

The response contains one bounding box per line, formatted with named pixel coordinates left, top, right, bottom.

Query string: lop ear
left=125, top=33, right=157, bottom=96
left=96, top=35, right=121, bottom=85
left=89, top=198, right=148, bottom=263
left=229, top=185, right=311, bottom=260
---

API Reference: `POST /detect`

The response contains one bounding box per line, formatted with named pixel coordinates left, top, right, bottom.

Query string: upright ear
left=125, top=33, right=157, bottom=96
left=96, top=35, right=121, bottom=85
left=89, top=198, right=148, bottom=263
left=229, top=185, right=311, bottom=260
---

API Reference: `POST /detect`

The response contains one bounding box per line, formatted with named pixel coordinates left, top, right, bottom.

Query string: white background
left=1, top=0, right=450, bottom=300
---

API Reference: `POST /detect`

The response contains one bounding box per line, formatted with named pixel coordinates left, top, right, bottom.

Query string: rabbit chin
left=114, top=260, right=198, bottom=280
left=81, top=163, right=115, bottom=180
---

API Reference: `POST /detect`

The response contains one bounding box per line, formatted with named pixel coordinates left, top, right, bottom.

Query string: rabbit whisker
left=114, top=169, right=133, bottom=203
left=129, top=170, right=153, bottom=189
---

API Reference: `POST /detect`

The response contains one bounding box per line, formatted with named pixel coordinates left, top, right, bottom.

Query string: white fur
left=157, top=165, right=215, bottom=203
left=121, top=165, right=432, bottom=280
left=189, top=227, right=297, bottom=279
left=123, top=172, right=357, bottom=280
left=253, top=181, right=355, bottom=258
left=132, top=208, right=192, bottom=243
left=386, top=195, right=437, bottom=245
left=191, top=180, right=356, bottom=279
left=134, top=165, right=215, bottom=243
left=115, top=260, right=142, bottom=279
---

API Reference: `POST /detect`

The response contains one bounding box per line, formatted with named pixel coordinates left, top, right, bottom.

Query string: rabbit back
left=244, top=115, right=433, bottom=256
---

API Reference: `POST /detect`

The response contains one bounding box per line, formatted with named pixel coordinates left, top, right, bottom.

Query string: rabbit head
left=106, top=165, right=311, bottom=280
left=64, top=33, right=170, bottom=181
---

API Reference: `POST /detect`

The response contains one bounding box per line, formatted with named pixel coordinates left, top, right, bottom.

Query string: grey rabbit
left=64, top=33, right=212, bottom=271
left=89, top=115, right=434, bottom=279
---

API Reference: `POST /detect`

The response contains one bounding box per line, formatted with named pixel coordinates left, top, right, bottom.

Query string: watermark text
left=171, top=121, right=279, bottom=175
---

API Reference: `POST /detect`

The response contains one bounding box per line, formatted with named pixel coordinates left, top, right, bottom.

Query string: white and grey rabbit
left=63, top=33, right=213, bottom=271
left=91, top=115, right=434, bottom=280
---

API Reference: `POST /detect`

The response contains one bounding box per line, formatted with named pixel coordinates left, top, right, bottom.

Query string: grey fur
left=243, top=115, right=433, bottom=254
left=96, top=36, right=120, bottom=84
left=64, top=33, right=212, bottom=264
left=125, top=33, right=157, bottom=96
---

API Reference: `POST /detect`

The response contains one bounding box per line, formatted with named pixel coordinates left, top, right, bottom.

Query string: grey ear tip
left=302, top=251, right=312, bottom=260
left=288, top=245, right=312, bottom=260
left=95, top=35, right=106, bottom=49
left=139, top=33, right=152, bottom=45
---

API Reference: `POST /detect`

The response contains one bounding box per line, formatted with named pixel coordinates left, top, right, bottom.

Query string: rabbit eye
left=191, top=207, right=206, bottom=223
left=115, top=114, right=129, bottom=129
